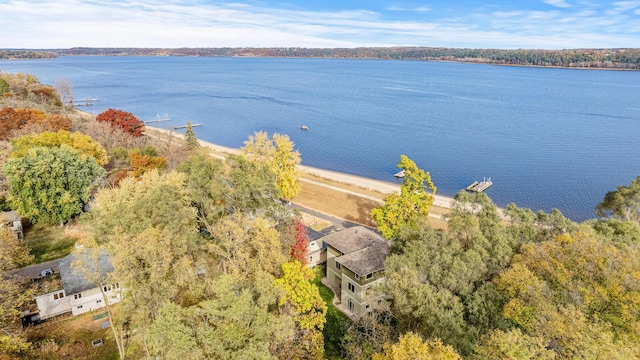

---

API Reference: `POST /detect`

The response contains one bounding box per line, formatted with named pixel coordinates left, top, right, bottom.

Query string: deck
left=466, top=178, right=492, bottom=192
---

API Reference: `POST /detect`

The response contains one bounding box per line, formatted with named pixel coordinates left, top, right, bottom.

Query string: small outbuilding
left=1, top=210, right=23, bottom=239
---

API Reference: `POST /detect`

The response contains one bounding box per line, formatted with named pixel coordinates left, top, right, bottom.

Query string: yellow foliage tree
left=274, top=260, right=327, bottom=359
left=10, top=130, right=108, bottom=165
left=241, top=131, right=301, bottom=201
left=372, top=332, right=461, bottom=360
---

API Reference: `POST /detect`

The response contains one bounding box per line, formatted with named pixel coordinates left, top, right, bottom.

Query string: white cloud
left=387, top=6, right=431, bottom=12
left=542, top=0, right=571, bottom=8
left=0, top=0, right=639, bottom=49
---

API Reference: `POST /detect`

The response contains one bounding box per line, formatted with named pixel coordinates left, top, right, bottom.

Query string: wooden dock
left=466, top=178, right=492, bottom=192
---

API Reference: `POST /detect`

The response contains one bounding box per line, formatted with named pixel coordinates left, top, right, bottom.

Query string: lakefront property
left=322, top=226, right=389, bottom=317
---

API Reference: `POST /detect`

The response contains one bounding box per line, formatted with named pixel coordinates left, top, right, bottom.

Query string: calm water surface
left=2, top=56, right=639, bottom=221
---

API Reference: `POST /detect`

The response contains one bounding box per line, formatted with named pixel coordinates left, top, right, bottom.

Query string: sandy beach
left=146, top=126, right=456, bottom=210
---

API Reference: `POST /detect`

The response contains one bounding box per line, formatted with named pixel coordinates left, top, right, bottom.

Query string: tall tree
left=372, top=332, right=461, bottom=360
left=371, top=155, right=436, bottom=239
left=241, top=131, right=301, bottom=201
left=182, top=121, right=201, bottom=151
left=596, top=175, right=640, bottom=223
left=226, top=154, right=280, bottom=214
left=177, top=151, right=228, bottom=226
left=291, top=219, right=310, bottom=265
left=4, top=145, right=106, bottom=225
left=274, top=261, right=327, bottom=359
left=0, top=226, right=33, bottom=357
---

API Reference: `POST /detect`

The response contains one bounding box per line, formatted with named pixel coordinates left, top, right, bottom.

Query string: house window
left=310, top=242, right=315, bottom=247
left=96, top=299, right=102, bottom=304
left=53, top=292, right=64, bottom=300
left=366, top=304, right=370, bottom=310
left=74, top=293, right=82, bottom=300
left=366, top=273, right=373, bottom=279
left=348, top=299, right=355, bottom=312
left=77, top=305, right=83, bottom=309
left=309, top=256, right=313, bottom=263
left=348, top=282, right=355, bottom=293
left=355, top=274, right=360, bottom=280
left=335, top=262, right=341, bottom=270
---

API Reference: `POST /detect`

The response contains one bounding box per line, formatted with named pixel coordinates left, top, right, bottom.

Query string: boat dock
left=466, top=178, right=492, bottom=192
left=394, top=170, right=405, bottom=178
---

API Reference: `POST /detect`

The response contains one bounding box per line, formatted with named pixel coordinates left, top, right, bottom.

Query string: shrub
left=96, top=108, right=145, bottom=137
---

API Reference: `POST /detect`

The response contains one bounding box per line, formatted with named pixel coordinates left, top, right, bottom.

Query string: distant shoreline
left=4, top=47, right=639, bottom=71
left=144, top=126, right=456, bottom=210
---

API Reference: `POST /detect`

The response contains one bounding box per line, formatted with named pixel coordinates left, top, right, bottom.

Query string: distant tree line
left=0, top=50, right=57, bottom=60
left=50, top=47, right=640, bottom=69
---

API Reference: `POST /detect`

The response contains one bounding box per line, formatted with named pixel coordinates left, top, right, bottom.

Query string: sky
left=1, top=0, right=639, bottom=49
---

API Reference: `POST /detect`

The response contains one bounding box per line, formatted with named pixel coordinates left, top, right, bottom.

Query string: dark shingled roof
left=335, top=241, right=390, bottom=276
left=323, top=226, right=389, bottom=276
left=58, top=250, right=114, bottom=295
left=322, top=226, right=384, bottom=255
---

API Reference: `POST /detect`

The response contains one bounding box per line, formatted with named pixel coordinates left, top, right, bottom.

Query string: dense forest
left=1, top=72, right=640, bottom=359
left=0, top=51, right=57, bottom=60
left=3, top=47, right=640, bottom=69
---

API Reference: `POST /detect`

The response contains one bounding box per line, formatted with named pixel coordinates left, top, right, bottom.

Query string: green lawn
left=313, top=265, right=350, bottom=359
left=22, top=223, right=77, bottom=264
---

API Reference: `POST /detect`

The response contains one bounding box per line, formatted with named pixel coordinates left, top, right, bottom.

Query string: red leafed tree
left=96, top=108, right=145, bottom=137
left=291, top=219, right=310, bottom=265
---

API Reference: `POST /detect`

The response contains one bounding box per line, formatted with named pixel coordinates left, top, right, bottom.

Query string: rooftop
left=322, top=226, right=384, bottom=255
left=322, top=226, right=389, bottom=276
left=335, top=240, right=390, bottom=276
left=58, top=250, right=114, bottom=295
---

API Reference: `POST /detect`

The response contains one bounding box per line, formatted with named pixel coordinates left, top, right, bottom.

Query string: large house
left=323, top=226, right=389, bottom=317
left=26, top=251, right=121, bottom=321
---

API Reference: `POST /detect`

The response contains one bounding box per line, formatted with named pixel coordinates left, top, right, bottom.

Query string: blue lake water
left=2, top=56, right=639, bottom=221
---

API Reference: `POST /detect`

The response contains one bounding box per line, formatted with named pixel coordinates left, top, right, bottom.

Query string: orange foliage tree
left=0, top=107, right=71, bottom=140
left=128, top=151, right=168, bottom=177
left=96, top=108, right=145, bottom=137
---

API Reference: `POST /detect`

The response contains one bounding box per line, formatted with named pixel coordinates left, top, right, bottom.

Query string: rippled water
left=2, top=56, right=639, bottom=221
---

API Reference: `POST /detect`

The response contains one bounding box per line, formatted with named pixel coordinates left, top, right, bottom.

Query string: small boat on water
left=300, top=125, right=309, bottom=130
left=394, top=170, right=405, bottom=178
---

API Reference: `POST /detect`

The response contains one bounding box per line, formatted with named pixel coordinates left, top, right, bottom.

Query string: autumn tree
left=0, top=226, right=33, bottom=357
left=4, top=145, right=106, bottom=225
left=496, top=232, right=640, bottom=358
left=207, top=214, right=288, bottom=278
left=146, top=274, right=294, bottom=360
left=274, top=261, right=327, bottom=359
left=241, top=131, right=301, bottom=201
left=472, top=328, right=556, bottom=360
left=596, top=175, right=640, bottom=223
left=10, top=130, right=108, bottom=166
left=372, top=332, right=462, bottom=360
left=342, top=302, right=396, bottom=359
left=291, top=219, right=310, bottom=264
left=371, top=155, right=436, bottom=239
left=96, top=108, right=145, bottom=137
left=0, top=107, right=71, bottom=140
left=128, top=149, right=168, bottom=177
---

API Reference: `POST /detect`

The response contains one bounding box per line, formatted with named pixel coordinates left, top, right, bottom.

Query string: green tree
left=226, top=154, right=280, bottom=213
left=372, top=332, right=461, bottom=360
left=596, top=175, right=640, bottom=222
left=4, top=145, right=105, bottom=225
left=371, top=155, right=436, bottom=239
left=183, top=121, right=201, bottom=151
left=274, top=261, right=327, bottom=359
left=177, top=151, right=228, bottom=226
